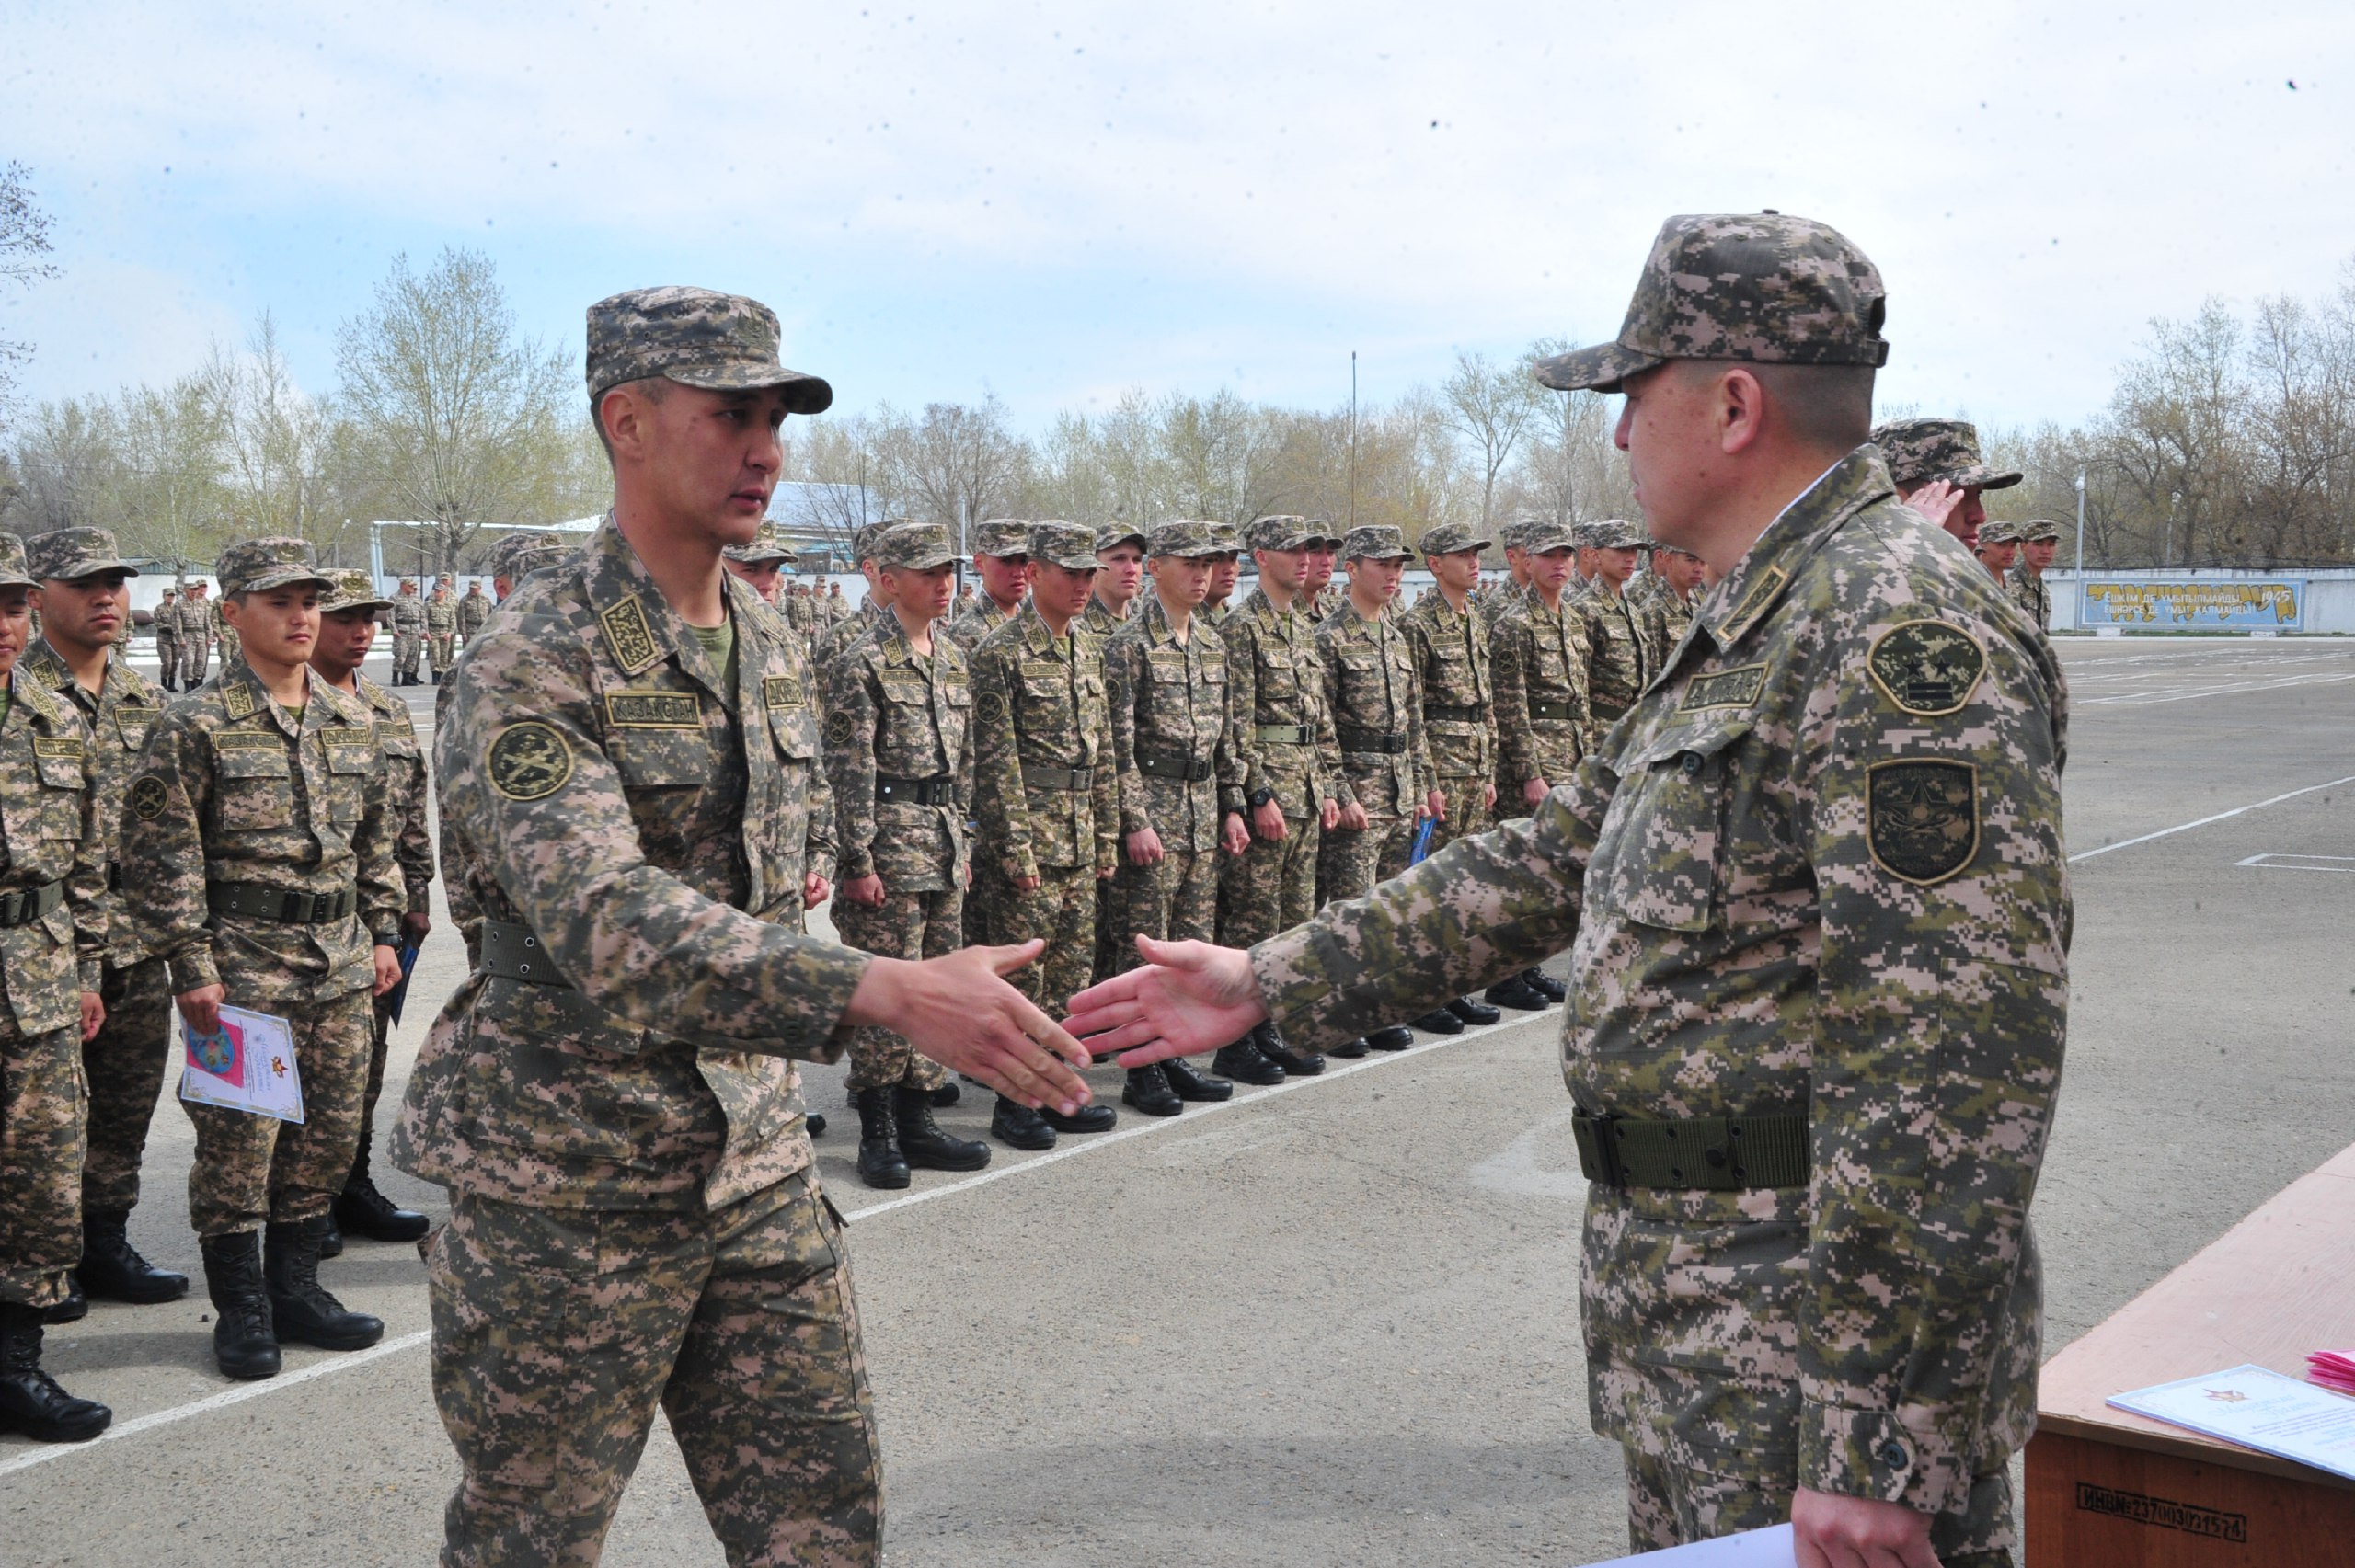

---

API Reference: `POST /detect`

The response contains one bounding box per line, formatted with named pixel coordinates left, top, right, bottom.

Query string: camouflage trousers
left=430, top=634, right=456, bottom=673
left=181, top=988, right=373, bottom=1237
left=1106, top=845, right=1218, bottom=976
left=80, top=955, right=176, bottom=1215
left=394, top=632, right=424, bottom=680
left=429, top=1172, right=879, bottom=1568
left=1216, top=813, right=1321, bottom=951
left=1426, top=776, right=1494, bottom=859
left=179, top=635, right=212, bottom=687
left=1315, top=816, right=1412, bottom=911
left=1622, top=1449, right=2013, bottom=1567
left=0, top=1017, right=85, bottom=1310
left=155, top=634, right=179, bottom=688
left=833, top=887, right=959, bottom=1093
left=969, top=864, right=1098, bottom=1013
left=353, top=996, right=397, bottom=1178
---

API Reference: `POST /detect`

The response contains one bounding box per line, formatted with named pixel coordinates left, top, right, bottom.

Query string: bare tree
left=1440, top=349, right=1545, bottom=528
left=203, top=315, right=338, bottom=550
left=114, top=374, right=228, bottom=572
left=869, top=396, right=1029, bottom=547
left=0, top=163, right=61, bottom=431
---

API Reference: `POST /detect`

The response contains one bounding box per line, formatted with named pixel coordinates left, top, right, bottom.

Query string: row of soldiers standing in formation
left=0, top=526, right=565, bottom=1443
left=155, top=574, right=507, bottom=692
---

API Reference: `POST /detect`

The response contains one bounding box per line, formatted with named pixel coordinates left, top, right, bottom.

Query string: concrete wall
left=2045, top=569, right=2355, bottom=635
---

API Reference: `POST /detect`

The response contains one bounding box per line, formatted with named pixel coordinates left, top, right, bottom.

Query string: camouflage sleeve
left=1315, top=627, right=1359, bottom=811
left=67, top=720, right=107, bottom=991
left=119, top=707, right=219, bottom=991
left=1213, top=637, right=1246, bottom=817
left=1308, top=640, right=1345, bottom=809
left=1090, top=696, right=1119, bottom=877
left=1490, top=615, right=1534, bottom=790
left=821, top=650, right=881, bottom=882
left=1224, top=618, right=1268, bottom=801
left=438, top=613, right=870, bottom=1058
left=396, top=740, right=434, bottom=914
left=1403, top=628, right=1435, bottom=800
left=968, top=640, right=1037, bottom=882
left=801, top=681, right=838, bottom=887
left=439, top=817, right=486, bottom=966
left=1249, top=777, right=1597, bottom=1050
left=951, top=653, right=977, bottom=841
left=1793, top=616, right=2071, bottom=1514
left=1106, top=635, right=1151, bottom=837
left=350, top=728, right=405, bottom=946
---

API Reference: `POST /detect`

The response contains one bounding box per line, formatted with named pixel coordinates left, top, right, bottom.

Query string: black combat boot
left=930, top=1081, right=962, bottom=1107
left=1328, top=1036, right=1370, bottom=1059
left=853, top=1088, right=910, bottom=1188
left=1253, top=1021, right=1324, bottom=1077
left=892, top=1085, right=992, bottom=1172
left=1040, top=1101, right=1117, bottom=1134
left=1524, top=967, right=1566, bottom=1002
left=991, top=1094, right=1057, bottom=1150
left=41, top=1273, right=86, bottom=1324
left=1161, top=1056, right=1235, bottom=1102
left=334, top=1128, right=431, bottom=1244
left=1484, top=972, right=1550, bottom=1012
left=0, top=1302, right=111, bottom=1443
left=1211, top=1036, right=1284, bottom=1085
left=1121, top=1064, right=1182, bottom=1117
left=78, top=1209, right=189, bottom=1304
left=318, top=1209, right=343, bottom=1259
left=1364, top=1025, right=1416, bottom=1051
left=1447, top=995, right=1502, bottom=1026
left=263, top=1219, right=385, bottom=1352
left=1411, top=1006, right=1465, bottom=1035
left=201, top=1231, right=281, bottom=1380
left=806, top=1111, right=828, bottom=1138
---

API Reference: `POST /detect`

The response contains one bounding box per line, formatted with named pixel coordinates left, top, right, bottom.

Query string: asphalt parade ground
left=3, top=636, right=2351, bottom=1566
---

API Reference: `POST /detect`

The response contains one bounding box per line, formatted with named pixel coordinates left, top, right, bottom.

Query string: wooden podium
left=2027, top=1140, right=2355, bottom=1565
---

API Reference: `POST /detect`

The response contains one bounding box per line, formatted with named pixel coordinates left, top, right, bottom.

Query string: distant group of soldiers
left=382, top=575, right=492, bottom=684
left=148, top=578, right=224, bottom=692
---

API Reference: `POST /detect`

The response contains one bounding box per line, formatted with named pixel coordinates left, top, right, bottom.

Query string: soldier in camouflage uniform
left=0, top=532, right=116, bottom=1442
left=965, top=521, right=1123, bottom=1149
left=305, top=569, right=434, bottom=1253
left=2010, top=520, right=2059, bottom=630
left=389, top=579, right=427, bottom=684
left=1972, top=518, right=2021, bottom=581
left=1485, top=518, right=1588, bottom=1012
left=1637, top=540, right=1706, bottom=671
left=721, top=519, right=798, bottom=609
left=153, top=586, right=182, bottom=691
left=426, top=583, right=459, bottom=682
left=1569, top=518, right=1654, bottom=757
left=1200, top=521, right=1243, bottom=628
left=946, top=518, right=1029, bottom=654
left=1312, top=524, right=1440, bottom=1050
left=1872, top=417, right=2022, bottom=553
left=456, top=579, right=492, bottom=644
left=23, top=530, right=187, bottom=1313
left=397, top=288, right=1090, bottom=1567
left=207, top=580, right=240, bottom=673
left=179, top=579, right=215, bottom=687
left=1295, top=521, right=1342, bottom=624
left=810, top=521, right=897, bottom=671
left=1083, top=524, right=1148, bottom=985
left=1212, top=516, right=1344, bottom=1080
left=489, top=531, right=571, bottom=604
left=120, top=538, right=404, bottom=1382
left=1103, top=521, right=1249, bottom=1114
left=1074, top=212, right=2069, bottom=1568
left=823, top=521, right=993, bottom=1188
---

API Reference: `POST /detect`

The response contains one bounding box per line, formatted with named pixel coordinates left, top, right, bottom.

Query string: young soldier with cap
left=305, top=569, right=433, bottom=1253
left=1972, top=519, right=2022, bottom=580
left=488, top=531, right=570, bottom=603
left=810, top=520, right=897, bottom=670
left=1872, top=418, right=2022, bottom=553
left=1568, top=518, right=1653, bottom=759
left=178, top=579, right=215, bottom=689
left=389, top=579, right=427, bottom=684
left=154, top=586, right=182, bottom=691
left=0, top=532, right=115, bottom=1442
left=21, top=529, right=185, bottom=1311
left=425, top=582, right=458, bottom=683
left=1080, top=523, right=1147, bottom=642
left=1296, top=522, right=1342, bottom=624
left=1072, top=212, right=2070, bottom=1568
left=948, top=518, right=1031, bottom=653
left=1637, top=540, right=1706, bottom=670
left=1200, top=521, right=1244, bottom=627
left=121, top=537, right=405, bottom=1381
left=1102, top=521, right=1250, bottom=1113
left=2011, top=521, right=2060, bottom=630
left=397, top=288, right=1090, bottom=1563
left=720, top=519, right=798, bottom=608
left=455, top=578, right=492, bottom=644
left=1212, top=515, right=1347, bottom=1080
left=965, top=521, right=1124, bottom=1148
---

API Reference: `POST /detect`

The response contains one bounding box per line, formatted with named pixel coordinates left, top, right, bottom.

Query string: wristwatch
left=1248, top=788, right=1276, bottom=810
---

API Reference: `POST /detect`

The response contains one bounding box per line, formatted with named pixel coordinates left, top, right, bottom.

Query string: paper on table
left=178, top=1005, right=305, bottom=1124
left=1586, top=1523, right=1795, bottom=1566
left=2108, top=1364, right=2355, bottom=1481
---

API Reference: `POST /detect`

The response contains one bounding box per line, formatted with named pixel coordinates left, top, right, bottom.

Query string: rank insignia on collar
left=222, top=681, right=258, bottom=721
left=599, top=595, right=663, bottom=677
left=1867, top=758, right=1979, bottom=885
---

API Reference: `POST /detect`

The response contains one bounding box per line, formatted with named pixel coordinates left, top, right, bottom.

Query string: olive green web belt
left=1572, top=1108, right=1809, bottom=1191
left=1020, top=763, right=1089, bottom=791
left=207, top=882, right=356, bottom=924
left=1591, top=699, right=1630, bottom=722
left=1254, top=723, right=1311, bottom=745
left=480, top=919, right=569, bottom=988
left=1527, top=699, right=1579, bottom=722
left=0, top=880, right=64, bottom=928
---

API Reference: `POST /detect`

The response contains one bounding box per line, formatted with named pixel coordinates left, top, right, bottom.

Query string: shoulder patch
left=487, top=721, right=574, bottom=802
left=1678, top=663, right=1766, bottom=713
left=1867, top=620, right=1986, bottom=718
left=598, top=595, right=664, bottom=677
left=130, top=775, right=169, bottom=821
left=603, top=690, right=701, bottom=729
left=1867, top=759, right=1980, bottom=885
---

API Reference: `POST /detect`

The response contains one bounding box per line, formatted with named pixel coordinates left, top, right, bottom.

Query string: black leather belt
left=1338, top=727, right=1406, bottom=754
left=1425, top=704, right=1487, bottom=724
left=208, top=882, right=356, bottom=924
left=876, top=774, right=955, bottom=807
left=1572, top=1108, right=1809, bottom=1191
left=480, top=919, right=569, bottom=988
left=1254, top=723, right=1311, bottom=746
left=1021, top=763, right=1089, bottom=792
left=1136, top=752, right=1214, bottom=783
left=1528, top=698, right=1580, bottom=722
left=0, top=880, right=65, bottom=928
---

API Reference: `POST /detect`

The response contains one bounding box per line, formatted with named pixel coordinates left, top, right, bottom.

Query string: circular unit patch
left=130, top=775, right=170, bottom=821
left=487, top=721, right=574, bottom=802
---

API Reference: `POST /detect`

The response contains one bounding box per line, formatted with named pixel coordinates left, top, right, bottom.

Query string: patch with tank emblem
left=131, top=775, right=169, bottom=821
left=597, top=595, right=663, bottom=676
left=1867, top=620, right=1986, bottom=718
left=1867, top=759, right=1980, bottom=885
left=487, top=721, right=573, bottom=802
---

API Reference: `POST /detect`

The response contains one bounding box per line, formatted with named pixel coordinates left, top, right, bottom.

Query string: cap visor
left=673, top=365, right=835, bottom=416
left=1425, top=537, right=1492, bottom=555
left=1533, top=340, right=1664, bottom=394
left=241, top=568, right=338, bottom=594
left=893, top=552, right=959, bottom=570
left=51, top=559, right=138, bottom=580
left=1045, top=553, right=1101, bottom=570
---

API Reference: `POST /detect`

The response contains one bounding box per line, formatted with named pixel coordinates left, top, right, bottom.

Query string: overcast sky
left=6, top=2, right=2350, bottom=434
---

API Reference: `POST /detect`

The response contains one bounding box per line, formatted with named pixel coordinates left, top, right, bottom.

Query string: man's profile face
left=1032, top=561, right=1097, bottom=619
left=1530, top=546, right=1577, bottom=596
left=605, top=381, right=790, bottom=551
left=2025, top=539, right=2058, bottom=571
left=36, top=571, right=130, bottom=654
left=882, top=563, right=957, bottom=620
left=1302, top=544, right=1336, bottom=593
left=1147, top=554, right=1212, bottom=608
left=224, top=586, right=322, bottom=663
left=976, top=552, right=1030, bottom=605
left=0, top=588, right=29, bottom=674
left=1660, top=551, right=1707, bottom=595
left=1592, top=546, right=1640, bottom=589
left=1976, top=541, right=2019, bottom=575
left=1430, top=549, right=1482, bottom=592
left=316, top=605, right=380, bottom=672
left=1097, top=544, right=1145, bottom=603
left=1614, top=361, right=1721, bottom=548
left=1206, top=555, right=1240, bottom=602
left=1255, top=545, right=1306, bottom=592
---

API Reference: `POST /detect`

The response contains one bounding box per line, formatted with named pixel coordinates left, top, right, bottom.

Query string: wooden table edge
left=2034, top=1410, right=2355, bottom=1494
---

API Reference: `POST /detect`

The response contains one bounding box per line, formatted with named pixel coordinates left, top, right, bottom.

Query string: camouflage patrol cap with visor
left=1419, top=521, right=1492, bottom=557
left=971, top=519, right=1032, bottom=559
left=0, top=533, right=34, bottom=590
left=26, top=527, right=139, bottom=583
left=319, top=568, right=393, bottom=613
left=1870, top=418, right=2024, bottom=492
left=1585, top=518, right=1648, bottom=551
left=1341, top=524, right=1411, bottom=561
left=488, top=531, right=569, bottom=582
left=1094, top=522, right=1150, bottom=555
left=1028, top=521, right=1100, bottom=571
left=876, top=521, right=959, bottom=571
left=1535, top=212, right=1890, bottom=395
left=1246, top=515, right=1319, bottom=552
left=585, top=287, right=833, bottom=415
left=215, top=537, right=335, bottom=598
left=721, top=521, right=798, bottom=565
left=1146, top=520, right=1227, bottom=559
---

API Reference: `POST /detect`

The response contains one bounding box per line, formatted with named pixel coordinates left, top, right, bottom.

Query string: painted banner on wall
left=2078, top=579, right=2305, bottom=629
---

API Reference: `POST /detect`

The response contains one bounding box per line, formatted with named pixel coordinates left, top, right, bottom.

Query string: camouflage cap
left=215, top=537, right=333, bottom=598
left=1341, top=524, right=1411, bottom=561
left=2019, top=518, right=2062, bottom=543
left=1094, top=522, right=1150, bottom=555
left=1302, top=518, right=1347, bottom=548
left=1976, top=519, right=2023, bottom=547
left=584, top=286, right=833, bottom=414
left=1496, top=520, right=1536, bottom=552
left=1521, top=520, right=1579, bottom=554
left=1147, top=520, right=1226, bottom=558
left=488, top=531, right=570, bottom=582
left=1028, top=521, right=1100, bottom=571
left=1871, top=418, right=2023, bottom=491
left=721, top=520, right=798, bottom=564
left=319, top=568, right=393, bottom=613
left=1585, top=518, right=1647, bottom=550
left=1535, top=212, right=1890, bottom=395
left=851, top=521, right=898, bottom=564
left=877, top=521, right=958, bottom=571
left=27, top=526, right=138, bottom=582
left=0, top=533, right=34, bottom=590
left=1246, top=514, right=1318, bottom=552
left=1419, top=521, right=1492, bottom=556
left=971, top=518, right=1032, bottom=559
left=1205, top=520, right=1246, bottom=556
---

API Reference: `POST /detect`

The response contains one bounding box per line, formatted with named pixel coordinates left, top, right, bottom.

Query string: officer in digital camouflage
left=389, top=578, right=427, bottom=684
left=22, top=529, right=187, bottom=1315
left=425, top=581, right=459, bottom=682
left=456, top=578, right=492, bottom=644
left=823, top=519, right=994, bottom=1188
left=1973, top=518, right=2022, bottom=580
left=0, top=532, right=115, bottom=1443
left=304, top=569, right=434, bottom=1254
left=965, top=521, right=1124, bottom=1149
left=1071, top=212, right=2070, bottom=1568
left=1212, top=515, right=1344, bottom=1080
left=1080, top=522, right=1146, bottom=644
left=947, top=518, right=1030, bottom=654
left=2010, top=520, right=2060, bottom=630
left=721, top=519, right=798, bottom=609
left=1103, top=520, right=1249, bottom=1114
left=1295, top=521, right=1342, bottom=624
left=120, top=537, right=405, bottom=1382
left=811, top=520, right=897, bottom=671
left=1200, top=520, right=1243, bottom=627
left=395, top=286, right=1090, bottom=1567
left=1568, top=518, right=1653, bottom=758
left=1872, top=417, right=2022, bottom=554
left=154, top=586, right=182, bottom=691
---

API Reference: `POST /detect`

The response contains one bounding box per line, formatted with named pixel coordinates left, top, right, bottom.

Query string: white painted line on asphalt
left=0, top=1329, right=431, bottom=1478
left=2071, top=775, right=2355, bottom=864
left=2234, top=853, right=2355, bottom=873
left=2075, top=670, right=2355, bottom=706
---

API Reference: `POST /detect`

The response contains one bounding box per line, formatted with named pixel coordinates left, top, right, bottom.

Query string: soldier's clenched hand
left=845, top=940, right=1095, bottom=1115
left=1063, top=936, right=1267, bottom=1066
left=1791, top=1488, right=1939, bottom=1568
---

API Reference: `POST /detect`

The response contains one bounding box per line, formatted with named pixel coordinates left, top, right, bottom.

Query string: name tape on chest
left=603, top=689, right=702, bottom=729
left=488, top=720, right=574, bottom=802
left=212, top=728, right=282, bottom=751
left=31, top=735, right=82, bottom=761
left=1678, top=663, right=1767, bottom=713
left=1867, top=620, right=1987, bottom=718
left=763, top=675, right=803, bottom=709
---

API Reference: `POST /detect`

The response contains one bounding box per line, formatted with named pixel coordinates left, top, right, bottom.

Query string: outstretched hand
left=1062, top=936, right=1268, bottom=1067
left=847, top=941, right=1096, bottom=1115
